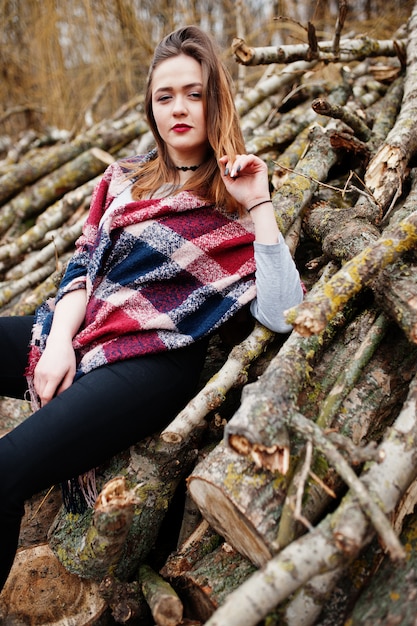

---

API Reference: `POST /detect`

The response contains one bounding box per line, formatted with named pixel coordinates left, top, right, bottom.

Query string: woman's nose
left=172, top=96, right=187, bottom=115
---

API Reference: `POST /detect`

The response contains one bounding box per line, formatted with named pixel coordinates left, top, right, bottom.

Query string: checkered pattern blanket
left=26, top=156, right=257, bottom=389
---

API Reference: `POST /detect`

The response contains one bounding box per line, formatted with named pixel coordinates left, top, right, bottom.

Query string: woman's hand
left=219, top=153, right=270, bottom=209
left=219, top=153, right=280, bottom=244
left=33, top=288, right=87, bottom=406
left=34, top=337, right=77, bottom=406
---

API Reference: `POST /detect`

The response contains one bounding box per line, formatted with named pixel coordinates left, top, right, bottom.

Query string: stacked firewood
left=1, top=4, right=417, bottom=625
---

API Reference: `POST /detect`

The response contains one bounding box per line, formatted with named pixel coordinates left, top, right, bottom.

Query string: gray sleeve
left=250, top=234, right=304, bottom=333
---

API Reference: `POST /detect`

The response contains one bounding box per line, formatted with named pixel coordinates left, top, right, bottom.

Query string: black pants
left=0, top=316, right=208, bottom=590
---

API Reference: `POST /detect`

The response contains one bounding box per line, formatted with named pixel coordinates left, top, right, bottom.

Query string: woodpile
left=1, top=4, right=417, bottom=625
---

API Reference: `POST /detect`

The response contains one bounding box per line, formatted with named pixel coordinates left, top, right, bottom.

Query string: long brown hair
left=130, top=26, right=246, bottom=213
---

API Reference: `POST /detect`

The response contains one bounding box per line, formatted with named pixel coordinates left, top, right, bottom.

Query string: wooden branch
left=4, top=213, right=85, bottom=281
left=282, top=566, right=346, bottom=626
left=375, top=257, right=417, bottom=343
left=277, top=310, right=412, bottom=551
left=178, top=544, right=256, bottom=622
left=161, top=322, right=274, bottom=443
left=312, top=98, right=372, bottom=141
left=0, top=148, right=113, bottom=236
left=138, top=563, right=183, bottom=626
left=272, top=125, right=341, bottom=236
left=287, top=209, right=417, bottom=337
left=365, top=3, right=417, bottom=211
left=234, top=59, right=318, bottom=118
left=223, top=263, right=344, bottom=464
left=190, top=310, right=415, bottom=571
left=161, top=519, right=221, bottom=579
left=315, top=312, right=389, bottom=428
left=0, top=257, right=59, bottom=309
left=367, top=77, right=404, bottom=151
left=245, top=79, right=351, bottom=156
left=232, top=36, right=406, bottom=66
left=347, top=502, right=417, bottom=624
left=332, top=0, right=348, bottom=56
left=288, top=410, right=403, bottom=559
left=6, top=258, right=69, bottom=316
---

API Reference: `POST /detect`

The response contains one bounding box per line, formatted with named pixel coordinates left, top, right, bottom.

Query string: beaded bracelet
left=247, top=199, right=273, bottom=212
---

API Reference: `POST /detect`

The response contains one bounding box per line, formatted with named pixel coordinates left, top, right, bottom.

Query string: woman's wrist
left=246, top=198, right=272, bottom=213
left=247, top=198, right=280, bottom=244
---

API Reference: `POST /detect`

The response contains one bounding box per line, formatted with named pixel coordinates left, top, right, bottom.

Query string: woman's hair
left=130, top=25, right=246, bottom=213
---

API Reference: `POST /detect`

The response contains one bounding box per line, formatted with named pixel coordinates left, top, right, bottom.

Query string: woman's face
left=151, top=54, right=209, bottom=166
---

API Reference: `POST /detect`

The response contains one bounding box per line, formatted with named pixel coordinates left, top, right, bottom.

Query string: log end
left=0, top=544, right=107, bottom=625
left=187, top=477, right=272, bottom=568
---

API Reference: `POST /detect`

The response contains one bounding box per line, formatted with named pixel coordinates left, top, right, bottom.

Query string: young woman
left=0, top=26, right=303, bottom=591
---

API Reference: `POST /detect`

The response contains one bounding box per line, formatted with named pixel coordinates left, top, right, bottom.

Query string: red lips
left=172, top=124, right=192, bottom=132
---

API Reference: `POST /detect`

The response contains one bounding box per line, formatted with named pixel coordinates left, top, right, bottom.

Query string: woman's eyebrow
left=154, top=82, right=203, bottom=94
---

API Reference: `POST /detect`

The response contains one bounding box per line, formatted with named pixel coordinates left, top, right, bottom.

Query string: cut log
left=375, top=257, right=417, bottom=343
left=0, top=544, right=108, bottom=625
left=0, top=177, right=94, bottom=266
left=187, top=442, right=289, bottom=567
left=223, top=264, right=347, bottom=469
left=234, top=59, right=318, bottom=117
left=189, top=318, right=417, bottom=566
left=0, top=114, right=148, bottom=206
left=272, top=123, right=342, bottom=236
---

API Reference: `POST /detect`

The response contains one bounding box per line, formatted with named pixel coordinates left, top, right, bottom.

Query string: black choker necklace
left=175, top=164, right=201, bottom=172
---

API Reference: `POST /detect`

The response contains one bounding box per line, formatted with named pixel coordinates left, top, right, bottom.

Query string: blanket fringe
left=61, top=470, right=98, bottom=514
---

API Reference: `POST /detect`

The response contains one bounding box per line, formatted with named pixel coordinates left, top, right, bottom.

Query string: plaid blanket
left=26, top=156, right=257, bottom=392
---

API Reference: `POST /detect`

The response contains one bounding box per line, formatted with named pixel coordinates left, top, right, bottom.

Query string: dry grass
left=0, top=0, right=413, bottom=139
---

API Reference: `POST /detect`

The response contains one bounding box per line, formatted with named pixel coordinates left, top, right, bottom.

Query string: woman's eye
left=158, top=95, right=171, bottom=102
left=189, top=92, right=202, bottom=99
